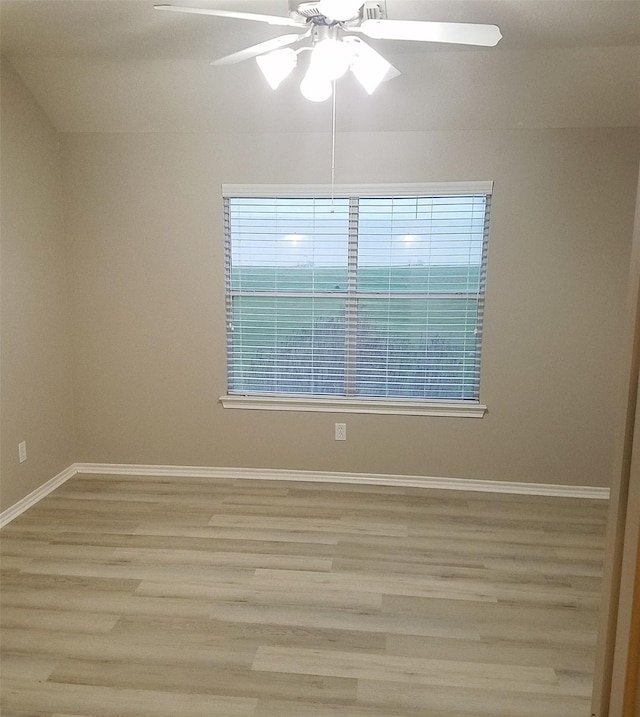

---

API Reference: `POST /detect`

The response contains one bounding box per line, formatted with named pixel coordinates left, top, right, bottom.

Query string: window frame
left=220, top=182, right=492, bottom=418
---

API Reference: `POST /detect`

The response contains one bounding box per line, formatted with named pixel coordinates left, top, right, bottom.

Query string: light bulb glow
left=300, top=67, right=333, bottom=102
left=284, top=233, right=303, bottom=244
left=317, top=0, right=362, bottom=21
left=256, top=48, right=297, bottom=90
left=310, top=38, right=353, bottom=80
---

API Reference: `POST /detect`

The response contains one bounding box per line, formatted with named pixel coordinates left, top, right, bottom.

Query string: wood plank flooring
left=0, top=473, right=608, bottom=716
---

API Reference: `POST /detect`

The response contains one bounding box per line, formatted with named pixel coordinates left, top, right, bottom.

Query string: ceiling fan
left=154, top=1, right=502, bottom=101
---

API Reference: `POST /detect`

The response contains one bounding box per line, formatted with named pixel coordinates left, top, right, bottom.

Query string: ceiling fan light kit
left=310, top=29, right=353, bottom=80
left=154, top=1, right=502, bottom=101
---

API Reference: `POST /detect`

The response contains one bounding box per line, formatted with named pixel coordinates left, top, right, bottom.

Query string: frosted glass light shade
left=310, top=38, right=354, bottom=80
left=349, top=42, right=392, bottom=94
left=256, top=48, right=297, bottom=90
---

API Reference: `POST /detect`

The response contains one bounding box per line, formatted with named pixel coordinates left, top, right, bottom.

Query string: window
left=222, top=183, right=491, bottom=417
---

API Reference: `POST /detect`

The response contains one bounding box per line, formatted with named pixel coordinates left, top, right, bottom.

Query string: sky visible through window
left=230, top=196, right=486, bottom=270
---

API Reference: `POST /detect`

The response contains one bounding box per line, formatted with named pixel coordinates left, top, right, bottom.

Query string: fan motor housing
left=289, top=1, right=323, bottom=19
left=288, top=1, right=385, bottom=23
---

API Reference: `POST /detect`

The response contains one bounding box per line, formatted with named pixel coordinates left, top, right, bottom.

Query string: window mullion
left=344, top=197, right=359, bottom=397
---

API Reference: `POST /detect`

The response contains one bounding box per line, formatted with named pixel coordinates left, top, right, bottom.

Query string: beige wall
left=0, top=63, right=637, bottom=504
left=0, top=59, right=75, bottom=512
left=591, top=166, right=640, bottom=717
left=61, top=127, right=640, bottom=486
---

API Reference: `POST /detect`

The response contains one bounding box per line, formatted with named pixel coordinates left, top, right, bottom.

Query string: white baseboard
left=0, top=464, right=79, bottom=528
left=75, top=462, right=610, bottom=500
left=1, top=462, right=610, bottom=527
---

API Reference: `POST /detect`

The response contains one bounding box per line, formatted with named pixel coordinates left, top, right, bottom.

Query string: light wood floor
left=1, top=472, right=608, bottom=716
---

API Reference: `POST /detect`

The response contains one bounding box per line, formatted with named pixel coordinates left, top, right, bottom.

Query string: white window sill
left=219, top=394, right=487, bottom=418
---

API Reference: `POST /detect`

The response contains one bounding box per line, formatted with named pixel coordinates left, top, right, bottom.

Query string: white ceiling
left=2, top=0, right=639, bottom=133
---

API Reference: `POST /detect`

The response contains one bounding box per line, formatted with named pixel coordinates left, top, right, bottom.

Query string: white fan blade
left=360, top=20, right=502, bottom=47
left=153, top=5, right=303, bottom=28
left=210, top=33, right=304, bottom=66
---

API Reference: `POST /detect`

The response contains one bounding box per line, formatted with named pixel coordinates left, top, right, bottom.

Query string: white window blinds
left=224, top=184, right=491, bottom=403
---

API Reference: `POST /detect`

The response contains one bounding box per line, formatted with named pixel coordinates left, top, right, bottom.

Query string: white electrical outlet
left=335, top=423, right=346, bottom=441
left=18, top=441, right=27, bottom=463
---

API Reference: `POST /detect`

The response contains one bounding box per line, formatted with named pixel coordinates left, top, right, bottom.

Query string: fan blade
left=360, top=19, right=502, bottom=47
left=210, top=33, right=304, bottom=66
left=153, top=5, right=304, bottom=28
